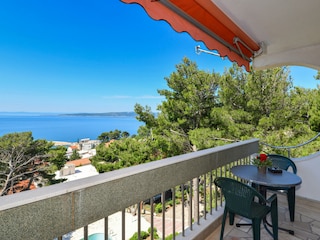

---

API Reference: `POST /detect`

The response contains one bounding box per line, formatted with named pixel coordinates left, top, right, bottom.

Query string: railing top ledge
left=0, top=138, right=259, bottom=211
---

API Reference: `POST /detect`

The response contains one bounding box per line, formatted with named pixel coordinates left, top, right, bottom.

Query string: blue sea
left=0, top=113, right=142, bottom=142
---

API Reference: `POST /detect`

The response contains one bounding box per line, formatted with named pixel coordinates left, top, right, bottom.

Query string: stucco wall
left=294, top=152, right=320, bottom=202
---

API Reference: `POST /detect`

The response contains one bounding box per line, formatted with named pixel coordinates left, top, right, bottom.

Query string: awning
left=122, top=0, right=320, bottom=72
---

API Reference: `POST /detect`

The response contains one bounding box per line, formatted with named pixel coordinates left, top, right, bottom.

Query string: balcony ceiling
left=122, top=0, right=320, bottom=72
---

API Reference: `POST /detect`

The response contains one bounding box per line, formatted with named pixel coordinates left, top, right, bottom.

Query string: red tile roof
left=7, top=179, right=36, bottom=195
left=67, top=158, right=91, bottom=167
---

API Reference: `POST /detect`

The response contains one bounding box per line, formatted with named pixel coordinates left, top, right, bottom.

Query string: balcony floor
left=206, top=194, right=320, bottom=240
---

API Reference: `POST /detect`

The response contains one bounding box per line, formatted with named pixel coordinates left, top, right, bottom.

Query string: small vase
left=257, top=166, right=267, bottom=174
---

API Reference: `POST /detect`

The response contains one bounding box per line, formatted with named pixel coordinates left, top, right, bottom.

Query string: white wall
left=294, top=152, right=320, bottom=202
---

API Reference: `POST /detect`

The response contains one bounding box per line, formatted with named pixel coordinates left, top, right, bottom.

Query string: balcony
left=0, top=138, right=319, bottom=240
left=206, top=192, right=320, bottom=239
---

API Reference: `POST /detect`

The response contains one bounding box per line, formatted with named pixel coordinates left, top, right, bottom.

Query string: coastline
left=52, top=141, right=75, bottom=146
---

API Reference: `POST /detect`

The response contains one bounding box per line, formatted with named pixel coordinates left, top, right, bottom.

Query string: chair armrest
left=266, top=193, right=277, bottom=207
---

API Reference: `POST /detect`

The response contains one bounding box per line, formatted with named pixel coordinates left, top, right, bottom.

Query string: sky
left=0, top=1, right=319, bottom=113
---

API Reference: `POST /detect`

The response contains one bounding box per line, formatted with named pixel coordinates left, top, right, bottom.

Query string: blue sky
left=0, top=1, right=318, bottom=113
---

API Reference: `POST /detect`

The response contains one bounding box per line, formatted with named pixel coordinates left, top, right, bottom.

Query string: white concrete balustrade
left=0, top=138, right=318, bottom=240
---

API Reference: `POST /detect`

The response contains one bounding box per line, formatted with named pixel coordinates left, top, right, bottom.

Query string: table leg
left=263, top=218, right=294, bottom=235
left=259, top=185, right=295, bottom=236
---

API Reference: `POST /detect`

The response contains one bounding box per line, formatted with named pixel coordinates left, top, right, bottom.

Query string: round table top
left=231, top=165, right=302, bottom=187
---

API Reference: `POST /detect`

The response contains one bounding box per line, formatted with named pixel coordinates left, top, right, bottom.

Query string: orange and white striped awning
left=122, top=0, right=320, bottom=72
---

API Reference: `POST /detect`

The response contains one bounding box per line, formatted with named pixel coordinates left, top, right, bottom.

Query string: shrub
left=167, top=200, right=174, bottom=207
left=148, top=227, right=160, bottom=239
left=165, top=232, right=179, bottom=240
left=155, top=203, right=163, bottom=213
left=129, top=231, right=149, bottom=240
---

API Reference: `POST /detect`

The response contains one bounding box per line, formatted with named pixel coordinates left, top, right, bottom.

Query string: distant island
left=60, top=112, right=137, bottom=117
left=0, top=111, right=159, bottom=118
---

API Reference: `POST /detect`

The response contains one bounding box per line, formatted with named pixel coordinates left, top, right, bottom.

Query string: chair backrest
left=267, top=154, right=297, bottom=174
left=214, top=177, right=265, bottom=218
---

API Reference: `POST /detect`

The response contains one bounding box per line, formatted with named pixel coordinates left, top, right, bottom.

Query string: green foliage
left=97, top=129, right=130, bottom=142
left=219, top=63, right=249, bottom=112
left=309, top=87, right=320, bottom=132
left=148, top=227, right=160, bottom=239
left=92, top=58, right=320, bottom=170
left=49, top=146, right=68, bottom=169
left=129, top=226, right=160, bottom=240
left=157, top=57, right=220, bottom=133
left=189, top=128, right=232, bottom=150
left=165, top=232, right=179, bottom=240
left=0, top=132, right=66, bottom=195
left=166, top=199, right=174, bottom=207
left=91, top=137, right=164, bottom=172
left=129, top=231, right=149, bottom=240
left=1, top=57, right=318, bottom=203
left=252, top=154, right=273, bottom=167
left=155, top=203, right=163, bottom=213
left=134, top=104, right=157, bottom=129
left=69, top=149, right=80, bottom=160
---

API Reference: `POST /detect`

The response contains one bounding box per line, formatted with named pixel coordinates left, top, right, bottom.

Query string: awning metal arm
left=160, top=0, right=252, bottom=62
left=195, top=46, right=224, bottom=59
left=234, top=37, right=264, bottom=59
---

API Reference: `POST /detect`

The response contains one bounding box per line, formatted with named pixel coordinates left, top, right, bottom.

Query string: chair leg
left=287, top=187, right=295, bottom=222
left=220, top=208, right=227, bottom=240
left=252, top=219, right=261, bottom=240
left=229, top=212, right=235, bottom=225
left=271, top=199, right=278, bottom=240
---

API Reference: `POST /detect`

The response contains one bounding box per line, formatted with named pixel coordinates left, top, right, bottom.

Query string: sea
left=0, top=113, right=142, bottom=142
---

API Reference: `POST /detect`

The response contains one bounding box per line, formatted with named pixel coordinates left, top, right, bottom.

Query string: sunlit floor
left=206, top=194, right=320, bottom=240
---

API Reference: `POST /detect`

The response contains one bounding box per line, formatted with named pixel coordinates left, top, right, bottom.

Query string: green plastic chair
left=214, top=177, right=278, bottom=240
left=267, top=154, right=297, bottom=222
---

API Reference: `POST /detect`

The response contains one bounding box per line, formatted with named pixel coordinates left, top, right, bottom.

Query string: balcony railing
left=0, top=139, right=259, bottom=240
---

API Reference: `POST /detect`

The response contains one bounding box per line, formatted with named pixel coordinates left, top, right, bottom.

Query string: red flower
left=259, top=153, right=268, bottom=162
left=253, top=153, right=272, bottom=167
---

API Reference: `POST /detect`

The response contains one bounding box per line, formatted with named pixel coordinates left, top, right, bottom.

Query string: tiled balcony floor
left=206, top=194, right=320, bottom=240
